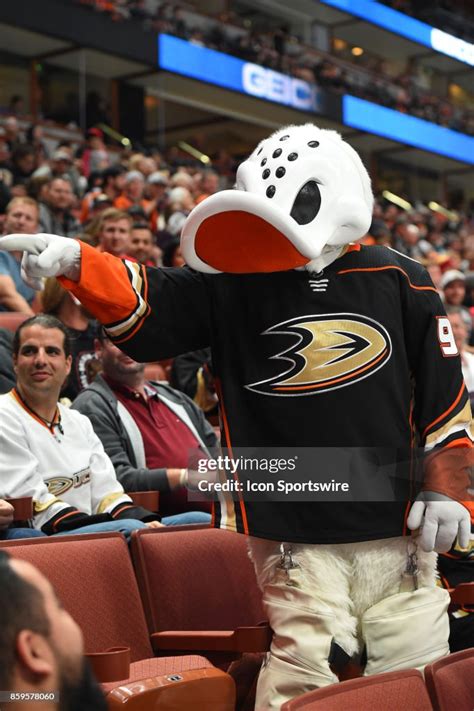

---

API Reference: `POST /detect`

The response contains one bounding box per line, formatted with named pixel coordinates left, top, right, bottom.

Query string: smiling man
left=0, top=314, right=162, bottom=536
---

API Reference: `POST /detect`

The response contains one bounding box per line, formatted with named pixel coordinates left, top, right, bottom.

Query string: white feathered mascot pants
left=248, top=536, right=449, bottom=710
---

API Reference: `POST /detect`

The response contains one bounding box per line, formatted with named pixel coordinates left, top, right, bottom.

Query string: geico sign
left=242, top=63, right=320, bottom=112
left=431, top=29, right=474, bottom=66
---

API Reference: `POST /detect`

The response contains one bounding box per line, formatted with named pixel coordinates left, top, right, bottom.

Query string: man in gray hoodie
left=73, top=329, right=215, bottom=522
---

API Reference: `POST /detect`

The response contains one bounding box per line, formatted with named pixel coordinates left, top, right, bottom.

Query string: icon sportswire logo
left=246, top=313, right=392, bottom=396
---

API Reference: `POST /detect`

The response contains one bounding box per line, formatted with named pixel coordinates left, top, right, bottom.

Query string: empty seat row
left=280, top=650, right=474, bottom=711
left=0, top=526, right=270, bottom=709
left=2, top=527, right=472, bottom=710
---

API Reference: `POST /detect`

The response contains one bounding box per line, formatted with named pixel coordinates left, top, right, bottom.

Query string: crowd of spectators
left=1, top=116, right=474, bottom=391
left=0, top=117, right=228, bottom=248
left=382, top=0, right=474, bottom=42
left=74, top=0, right=474, bottom=136
left=0, top=116, right=226, bottom=529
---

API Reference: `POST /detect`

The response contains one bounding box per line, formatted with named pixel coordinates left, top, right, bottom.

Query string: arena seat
left=424, top=648, right=474, bottom=711
left=130, top=527, right=270, bottom=657
left=1, top=533, right=235, bottom=710
left=280, top=669, right=434, bottom=710
left=449, top=583, right=474, bottom=606
left=128, top=490, right=160, bottom=512
left=5, top=495, right=33, bottom=522
left=0, top=311, right=30, bottom=332
left=131, top=527, right=270, bottom=709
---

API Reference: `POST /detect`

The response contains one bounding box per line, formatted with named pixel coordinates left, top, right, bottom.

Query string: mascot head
left=182, top=123, right=373, bottom=274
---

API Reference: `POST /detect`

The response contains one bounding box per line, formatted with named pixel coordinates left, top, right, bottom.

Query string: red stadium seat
left=128, top=490, right=160, bottom=512
left=281, top=670, right=434, bottom=710
left=449, top=583, right=474, bottom=607
left=130, top=527, right=269, bottom=658
left=0, top=312, right=30, bottom=332
left=131, top=526, right=270, bottom=709
left=5, top=496, right=33, bottom=522
left=1, top=533, right=235, bottom=709
left=424, top=648, right=474, bottom=711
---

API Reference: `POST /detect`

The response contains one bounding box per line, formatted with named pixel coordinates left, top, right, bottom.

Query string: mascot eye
left=290, top=181, right=321, bottom=225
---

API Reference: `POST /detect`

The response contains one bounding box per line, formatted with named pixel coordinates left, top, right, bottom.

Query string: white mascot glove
left=407, top=492, right=470, bottom=553
left=0, top=234, right=81, bottom=287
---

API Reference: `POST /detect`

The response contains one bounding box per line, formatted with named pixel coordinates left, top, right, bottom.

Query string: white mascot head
left=182, top=123, right=373, bottom=274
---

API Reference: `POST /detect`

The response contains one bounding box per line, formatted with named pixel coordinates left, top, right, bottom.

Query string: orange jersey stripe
left=337, top=265, right=438, bottom=293
left=422, top=382, right=466, bottom=439
left=111, top=504, right=133, bottom=518
left=53, top=510, right=80, bottom=530
left=215, top=378, right=249, bottom=535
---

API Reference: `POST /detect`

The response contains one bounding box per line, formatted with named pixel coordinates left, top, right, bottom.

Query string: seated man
left=0, top=197, right=38, bottom=313
left=0, top=314, right=162, bottom=536
left=72, top=329, right=214, bottom=522
left=0, top=551, right=107, bottom=711
left=0, top=498, right=45, bottom=540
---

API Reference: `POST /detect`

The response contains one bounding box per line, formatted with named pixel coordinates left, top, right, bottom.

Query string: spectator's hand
left=145, top=520, right=164, bottom=528
left=0, top=233, right=81, bottom=282
left=0, top=499, right=14, bottom=531
left=166, top=468, right=188, bottom=489
left=407, top=492, right=470, bottom=552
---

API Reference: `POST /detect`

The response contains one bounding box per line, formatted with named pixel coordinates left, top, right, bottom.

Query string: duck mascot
left=2, top=124, right=472, bottom=710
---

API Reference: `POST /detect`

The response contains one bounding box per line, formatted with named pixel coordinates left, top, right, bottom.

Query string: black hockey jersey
left=60, top=243, right=473, bottom=543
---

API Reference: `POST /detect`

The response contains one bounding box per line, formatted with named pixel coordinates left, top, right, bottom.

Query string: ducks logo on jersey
left=246, top=313, right=392, bottom=396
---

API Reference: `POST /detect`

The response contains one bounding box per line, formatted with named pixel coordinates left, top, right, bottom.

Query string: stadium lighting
left=428, top=202, right=458, bottom=221
left=97, top=123, right=131, bottom=149
left=178, top=141, right=211, bottom=165
left=382, top=190, right=412, bottom=210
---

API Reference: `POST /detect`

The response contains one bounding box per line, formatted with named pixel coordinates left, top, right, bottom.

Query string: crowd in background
left=382, top=0, right=474, bottom=42
left=74, top=0, right=474, bottom=136
left=0, top=118, right=231, bottom=256
left=1, top=115, right=473, bottom=270
left=1, top=115, right=474, bottom=388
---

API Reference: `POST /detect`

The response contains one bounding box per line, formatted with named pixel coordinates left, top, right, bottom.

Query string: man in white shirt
left=0, top=314, right=162, bottom=536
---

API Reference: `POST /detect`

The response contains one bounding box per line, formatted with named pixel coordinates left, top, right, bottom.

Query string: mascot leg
left=349, top=537, right=449, bottom=676
left=248, top=537, right=359, bottom=710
